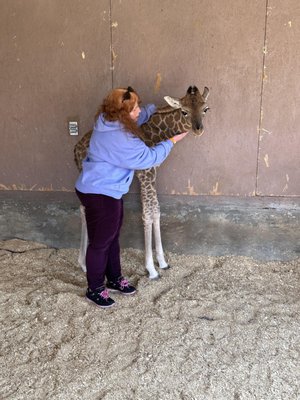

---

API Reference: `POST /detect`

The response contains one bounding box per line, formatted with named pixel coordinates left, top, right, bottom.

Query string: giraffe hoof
left=150, top=274, right=160, bottom=280
left=160, top=264, right=171, bottom=270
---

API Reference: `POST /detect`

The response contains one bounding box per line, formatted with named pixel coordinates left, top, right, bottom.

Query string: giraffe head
left=164, top=86, right=210, bottom=136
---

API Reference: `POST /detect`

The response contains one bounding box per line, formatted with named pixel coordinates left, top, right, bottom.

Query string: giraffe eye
left=181, top=110, right=188, bottom=116
left=203, top=107, right=210, bottom=113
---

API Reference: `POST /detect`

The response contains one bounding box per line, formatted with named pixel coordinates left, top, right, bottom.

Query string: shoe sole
left=108, top=288, right=137, bottom=295
left=86, top=296, right=115, bottom=309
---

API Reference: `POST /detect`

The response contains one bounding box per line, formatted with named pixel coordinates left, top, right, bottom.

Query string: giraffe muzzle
left=192, top=122, right=204, bottom=136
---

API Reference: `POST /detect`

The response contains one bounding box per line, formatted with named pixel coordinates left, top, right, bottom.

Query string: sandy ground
left=1, top=239, right=300, bottom=400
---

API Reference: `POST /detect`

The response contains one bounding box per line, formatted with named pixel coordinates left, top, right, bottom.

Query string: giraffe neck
left=140, top=107, right=191, bottom=146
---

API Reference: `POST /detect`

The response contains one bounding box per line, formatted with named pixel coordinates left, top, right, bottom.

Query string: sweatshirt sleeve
left=101, top=134, right=174, bottom=170
left=137, top=104, right=157, bottom=126
left=125, top=137, right=173, bottom=170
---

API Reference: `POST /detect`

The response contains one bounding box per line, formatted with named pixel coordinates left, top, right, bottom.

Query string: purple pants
left=76, top=190, right=123, bottom=290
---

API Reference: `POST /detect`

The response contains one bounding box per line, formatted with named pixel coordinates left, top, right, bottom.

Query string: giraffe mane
left=154, top=105, right=180, bottom=114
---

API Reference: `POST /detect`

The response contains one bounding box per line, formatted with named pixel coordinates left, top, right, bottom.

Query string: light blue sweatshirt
left=75, top=104, right=174, bottom=199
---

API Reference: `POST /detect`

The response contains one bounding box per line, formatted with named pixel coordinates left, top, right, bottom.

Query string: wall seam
left=109, top=0, right=114, bottom=89
left=255, top=0, right=269, bottom=196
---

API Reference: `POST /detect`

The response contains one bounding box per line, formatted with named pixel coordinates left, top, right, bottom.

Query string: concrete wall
left=1, top=0, right=299, bottom=196
left=1, top=191, right=299, bottom=260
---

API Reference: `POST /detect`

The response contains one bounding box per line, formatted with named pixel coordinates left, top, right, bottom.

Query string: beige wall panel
left=0, top=0, right=111, bottom=191
left=2, top=1, right=297, bottom=197
left=112, top=0, right=266, bottom=196
left=257, top=0, right=300, bottom=196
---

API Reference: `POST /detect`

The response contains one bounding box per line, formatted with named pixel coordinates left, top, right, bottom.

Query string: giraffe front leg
left=137, top=167, right=160, bottom=280
left=78, top=205, right=87, bottom=272
left=153, top=211, right=170, bottom=270
left=144, top=217, right=159, bottom=280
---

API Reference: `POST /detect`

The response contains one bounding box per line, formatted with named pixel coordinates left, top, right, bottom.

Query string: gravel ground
left=1, top=239, right=300, bottom=400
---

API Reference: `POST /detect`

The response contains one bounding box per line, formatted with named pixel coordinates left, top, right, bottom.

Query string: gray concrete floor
left=0, top=190, right=299, bottom=262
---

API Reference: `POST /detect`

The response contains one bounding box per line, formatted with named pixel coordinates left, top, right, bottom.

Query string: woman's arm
left=137, top=104, right=156, bottom=126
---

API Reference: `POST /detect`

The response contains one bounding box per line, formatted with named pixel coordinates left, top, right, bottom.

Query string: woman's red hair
left=98, top=87, right=142, bottom=137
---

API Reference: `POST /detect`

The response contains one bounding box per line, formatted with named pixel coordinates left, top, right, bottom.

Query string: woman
left=75, top=86, right=188, bottom=308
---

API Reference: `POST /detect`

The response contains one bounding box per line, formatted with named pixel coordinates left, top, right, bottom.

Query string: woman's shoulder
left=94, top=113, right=122, bottom=131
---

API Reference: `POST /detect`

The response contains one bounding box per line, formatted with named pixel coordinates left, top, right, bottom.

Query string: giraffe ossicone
left=74, top=85, right=210, bottom=279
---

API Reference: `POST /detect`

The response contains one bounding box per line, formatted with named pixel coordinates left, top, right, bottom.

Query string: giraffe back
left=74, top=130, right=92, bottom=171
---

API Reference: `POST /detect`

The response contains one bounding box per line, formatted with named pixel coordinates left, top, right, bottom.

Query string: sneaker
left=107, top=276, right=136, bottom=295
left=86, top=287, right=115, bottom=308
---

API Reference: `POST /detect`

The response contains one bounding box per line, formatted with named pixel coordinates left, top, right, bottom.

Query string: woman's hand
left=172, top=131, right=189, bottom=144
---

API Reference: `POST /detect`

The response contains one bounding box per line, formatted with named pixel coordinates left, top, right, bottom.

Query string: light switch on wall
left=68, top=121, right=79, bottom=136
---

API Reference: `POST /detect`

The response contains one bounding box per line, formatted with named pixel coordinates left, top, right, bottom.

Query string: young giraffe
left=74, top=85, right=209, bottom=279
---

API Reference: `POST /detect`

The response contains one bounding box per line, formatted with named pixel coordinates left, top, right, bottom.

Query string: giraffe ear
left=202, top=87, right=210, bottom=101
left=164, top=96, right=181, bottom=109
